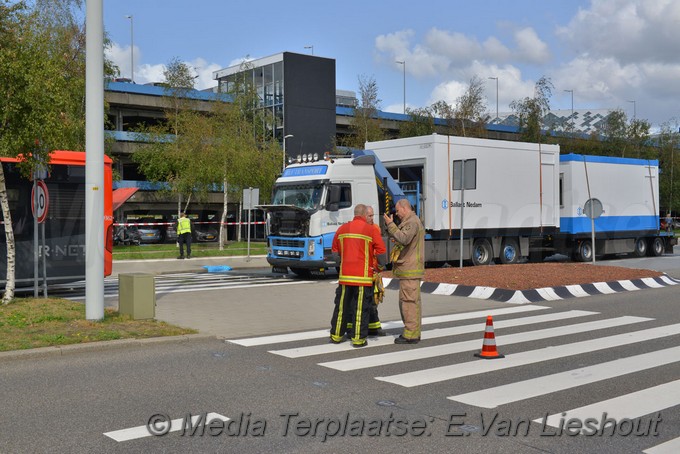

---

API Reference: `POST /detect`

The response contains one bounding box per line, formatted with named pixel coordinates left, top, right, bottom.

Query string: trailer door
left=541, top=161, right=556, bottom=227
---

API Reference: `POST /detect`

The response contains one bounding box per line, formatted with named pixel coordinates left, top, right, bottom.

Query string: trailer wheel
left=471, top=239, right=493, bottom=266
left=499, top=239, right=520, bottom=264
left=574, top=240, right=593, bottom=262
left=649, top=237, right=665, bottom=257
left=632, top=238, right=647, bottom=257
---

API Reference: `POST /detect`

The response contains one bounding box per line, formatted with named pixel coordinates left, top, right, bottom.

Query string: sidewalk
left=111, top=254, right=269, bottom=277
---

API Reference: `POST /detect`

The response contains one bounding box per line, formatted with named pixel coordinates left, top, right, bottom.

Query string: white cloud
left=374, top=2, right=680, bottom=126
left=426, top=62, right=533, bottom=113
left=513, top=27, right=550, bottom=64
left=557, top=0, right=680, bottom=64
left=106, top=41, right=220, bottom=90
left=135, top=63, right=165, bottom=85
left=105, top=41, right=136, bottom=80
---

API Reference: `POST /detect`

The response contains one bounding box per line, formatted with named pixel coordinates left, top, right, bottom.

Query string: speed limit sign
left=31, top=180, right=49, bottom=223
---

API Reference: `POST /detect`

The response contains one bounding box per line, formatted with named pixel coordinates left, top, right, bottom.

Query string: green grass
left=0, top=298, right=197, bottom=352
left=113, top=240, right=267, bottom=260
left=0, top=241, right=268, bottom=352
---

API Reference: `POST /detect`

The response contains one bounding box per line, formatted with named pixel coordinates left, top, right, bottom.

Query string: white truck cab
left=264, top=154, right=380, bottom=276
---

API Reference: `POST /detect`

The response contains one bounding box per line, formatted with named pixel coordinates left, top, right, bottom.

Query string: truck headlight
left=308, top=241, right=315, bottom=256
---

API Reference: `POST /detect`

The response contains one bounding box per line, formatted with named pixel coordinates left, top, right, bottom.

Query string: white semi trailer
left=263, top=134, right=675, bottom=275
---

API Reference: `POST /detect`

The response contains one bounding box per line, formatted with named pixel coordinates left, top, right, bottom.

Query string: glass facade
left=219, top=59, right=285, bottom=142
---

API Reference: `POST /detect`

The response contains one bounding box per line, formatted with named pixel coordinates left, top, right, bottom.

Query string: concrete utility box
left=118, top=273, right=156, bottom=320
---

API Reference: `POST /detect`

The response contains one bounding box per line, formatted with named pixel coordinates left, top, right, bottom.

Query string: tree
left=0, top=0, right=116, bottom=304
left=510, top=76, right=554, bottom=143
left=452, top=76, right=488, bottom=138
left=345, top=74, right=384, bottom=148
left=134, top=59, right=281, bottom=248
left=599, top=108, right=629, bottom=157
left=657, top=119, right=680, bottom=214
left=628, top=117, right=651, bottom=159
left=399, top=106, right=435, bottom=138
left=430, top=100, right=456, bottom=135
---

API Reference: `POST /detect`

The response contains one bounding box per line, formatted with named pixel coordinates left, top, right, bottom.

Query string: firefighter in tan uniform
left=383, top=198, right=425, bottom=344
left=330, top=204, right=387, bottom=348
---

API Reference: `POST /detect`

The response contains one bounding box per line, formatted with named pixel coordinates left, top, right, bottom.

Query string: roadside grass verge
left=0, top=298, right=196, bottom=352
left=113, top=240, right=267, bottom=260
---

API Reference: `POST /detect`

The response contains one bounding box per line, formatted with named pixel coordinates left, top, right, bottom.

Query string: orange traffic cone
left=474, top=315, right=505, bottom=359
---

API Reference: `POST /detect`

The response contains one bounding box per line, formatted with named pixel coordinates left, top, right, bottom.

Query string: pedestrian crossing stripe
left=535, top=379, right=680, bottom=430
left=322, top=316, right=650, bottom=372
left=448, top=345, right=680, bottom=408
left=225, top=304, right=680, bottom=452
left=274, top=310, right=598, bottom=359
left=375, top=322, right=680, bottom=387
left=230, top=304, right=550, bottom=347
left=644, top=435, right=680, bottom=453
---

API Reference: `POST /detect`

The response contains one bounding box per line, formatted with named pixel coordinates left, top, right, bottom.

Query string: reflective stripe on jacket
left=332, top=216, right=387, bottom=286
left=177, top=217, right=192, bottom=235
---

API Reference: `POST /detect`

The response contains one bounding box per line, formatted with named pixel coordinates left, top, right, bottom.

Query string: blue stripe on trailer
left=560, top=215, right=659, bottom=234
left=560, top=153, right=658, bottom=167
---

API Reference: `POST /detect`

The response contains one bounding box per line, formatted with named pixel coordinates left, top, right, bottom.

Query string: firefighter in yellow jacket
left=384, top=198, right=425, bottom=344
left=330, top=204, right=387, bottom=347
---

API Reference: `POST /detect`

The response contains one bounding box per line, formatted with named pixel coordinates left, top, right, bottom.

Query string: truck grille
left=273, top=239, right=305, bottom=248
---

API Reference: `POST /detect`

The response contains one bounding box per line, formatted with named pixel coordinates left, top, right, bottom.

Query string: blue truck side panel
left=560, top=215, right=659, bottom=235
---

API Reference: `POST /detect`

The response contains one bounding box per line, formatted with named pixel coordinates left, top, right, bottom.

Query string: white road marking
left=376, top=321, right=680, bottom=388
left=230, top=305, right=550, bottom=347
left=535, top=379, right=680, bottom=429
left=449, top=345, right=680, bottom=408
left=644, top=435, right=680, bottom=454
left=277, top=310, right=597, bottom=360
left=104, top=412, right=229, bottom=442
left=323, top=316, right=647, bottom=371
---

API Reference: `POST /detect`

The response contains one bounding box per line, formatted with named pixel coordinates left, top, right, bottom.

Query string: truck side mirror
left=327, top=185, right=341, bottom=212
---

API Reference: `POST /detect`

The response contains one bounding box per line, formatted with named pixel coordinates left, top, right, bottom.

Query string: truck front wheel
left=471, top=239, right=493, bottom=266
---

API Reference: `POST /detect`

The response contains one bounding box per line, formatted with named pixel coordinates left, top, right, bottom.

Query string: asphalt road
left=2, top=254, right=680, bottom=453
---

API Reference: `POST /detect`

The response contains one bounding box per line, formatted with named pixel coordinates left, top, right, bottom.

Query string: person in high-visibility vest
left=177, top=212, right=192, bottom=259
left=330, top=204, right=387, bottom=348
left=346, top=205, right=387, bottom=337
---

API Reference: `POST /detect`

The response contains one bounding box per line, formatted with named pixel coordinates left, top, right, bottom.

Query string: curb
left=383, top=274, right=680, bottom=304
left=0, top=333, right=216, bottom=362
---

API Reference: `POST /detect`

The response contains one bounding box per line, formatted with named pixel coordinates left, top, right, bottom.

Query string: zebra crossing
left=50, top=272, right=313, bottom=301
left=228, top=304, right=680, bottom=450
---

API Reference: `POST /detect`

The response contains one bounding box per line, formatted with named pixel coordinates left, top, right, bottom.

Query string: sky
left=103, top=0, right=680, bottom=128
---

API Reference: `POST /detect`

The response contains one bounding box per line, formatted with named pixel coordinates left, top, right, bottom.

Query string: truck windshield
left=271, top=183, right=324, bottom=210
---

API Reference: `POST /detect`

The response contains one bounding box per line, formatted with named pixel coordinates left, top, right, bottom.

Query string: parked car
left=136, top=219, right=164, bottom=244
left=165, top=224, right=178, bottom=243
left=194, top=226, right=218, bottom=242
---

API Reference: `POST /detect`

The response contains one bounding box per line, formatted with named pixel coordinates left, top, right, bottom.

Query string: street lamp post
left=304, top=45, right=314, bottom=55
left=125, top=15, right=134, bottom=82
left=564, top=89, right=574, bottom=134
left=627, top=100, right=636, bottom=120
left=282, top=134, right=294, bottom=172
left=488, top=77, right=498, bottom=122
left=564, top=89, right=574, bottom=117
left=396, top=61, right=405, bottom=114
